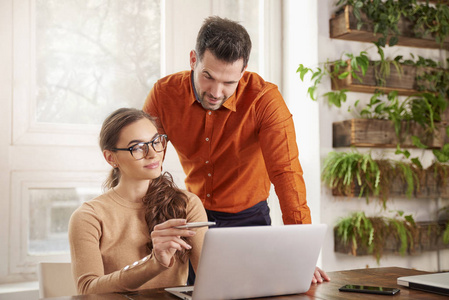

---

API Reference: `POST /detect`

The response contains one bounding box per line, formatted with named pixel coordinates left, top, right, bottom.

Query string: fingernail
left=188, top=231, right=196, bottom=235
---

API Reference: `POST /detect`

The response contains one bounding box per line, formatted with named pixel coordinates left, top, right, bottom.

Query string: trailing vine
left=297, top=46, right=449, bottom=163
left=336, top=0, right=449, bottom=47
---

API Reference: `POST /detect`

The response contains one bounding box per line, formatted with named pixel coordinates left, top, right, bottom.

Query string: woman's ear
left=103, top=150, right=118, bottom=168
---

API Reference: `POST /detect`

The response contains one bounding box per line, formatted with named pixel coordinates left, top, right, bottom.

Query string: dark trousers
left=187, top=200, right=271, bottom=285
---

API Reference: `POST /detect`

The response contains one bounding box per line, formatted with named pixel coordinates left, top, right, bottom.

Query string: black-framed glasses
left=113, top=134, right=167, bottom=160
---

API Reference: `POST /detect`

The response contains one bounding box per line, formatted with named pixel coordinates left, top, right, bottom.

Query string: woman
left=68, top=108, right=208, bottom=294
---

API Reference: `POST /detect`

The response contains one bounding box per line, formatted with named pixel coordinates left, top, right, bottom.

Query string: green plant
left=432, top=127, right=449, bottom=163
left=336, top=0, right=449, bottom=47
left=355, top=91, right=413, bottom=138
left=438, top=206, right=449, bottom=244
left=297, top=51, right=369, bottom=107
left=433, top=142, right=449, bottom=163
left=299, top=49, right=449, bottom=163
left=335, top=211, right=416, bottom=262
left=443, top=223, right=449, bottom=244
left=321, top=150, right=381, bottom=198
left=335, top=211, right=375, bottom=256
left=321, top=151, right=422, bottom=204
left=405, top=56, right=449, bottom=98
left=353, top=91, right=447, bottom=160
left=411, top=0, right=449, bottom=46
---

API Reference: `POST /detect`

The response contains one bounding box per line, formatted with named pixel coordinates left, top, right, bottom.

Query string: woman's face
left=111, top=118, right=164, bottom=182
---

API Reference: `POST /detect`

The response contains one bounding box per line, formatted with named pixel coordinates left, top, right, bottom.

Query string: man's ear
left=103, top=150, right=117, bottom=168
left=240, top=65, right=248, bottom=78
left=190, top=50, right=197, bottom=70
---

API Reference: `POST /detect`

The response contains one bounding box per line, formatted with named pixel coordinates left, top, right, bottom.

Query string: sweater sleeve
left=68, top=204, right=169, bottom=295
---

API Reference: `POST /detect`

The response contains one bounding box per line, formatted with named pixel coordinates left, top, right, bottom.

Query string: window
left=3, top=0, right=281, bottom=280
left=29, top=187, right=99, bottom=254
left=35, top=0, right=161, bottom=125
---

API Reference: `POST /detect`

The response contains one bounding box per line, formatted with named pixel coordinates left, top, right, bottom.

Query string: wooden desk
left=47, top=267, right=446, bottom=299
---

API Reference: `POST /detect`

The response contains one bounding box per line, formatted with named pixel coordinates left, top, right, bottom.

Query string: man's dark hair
left=195, top=16, right=252, bottom=70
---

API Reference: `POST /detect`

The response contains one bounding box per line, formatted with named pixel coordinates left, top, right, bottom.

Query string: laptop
left=165, top=224, right=327, bottom=300
left=397, top=272, right=449, bottom=296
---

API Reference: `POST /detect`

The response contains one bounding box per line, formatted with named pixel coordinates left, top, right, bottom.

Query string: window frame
left=2, top=0, right=283, bottom=282
left=9, top=171, right=105, bottom=275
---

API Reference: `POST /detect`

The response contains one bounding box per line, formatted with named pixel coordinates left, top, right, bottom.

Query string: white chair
left=37, top=262, right=78, bottom=298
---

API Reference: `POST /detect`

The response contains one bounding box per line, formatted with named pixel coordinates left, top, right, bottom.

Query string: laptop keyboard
left=181, top=290, right=194, bottom=296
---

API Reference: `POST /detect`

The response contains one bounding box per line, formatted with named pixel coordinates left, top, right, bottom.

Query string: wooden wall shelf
left=333, top=119, right=446, bottom=149
left=330, top=5, right=449, bottom=50
left=334, top=221, right=449, bottom=256
left=331, top=61, right=429, bottom=96
left=332, top=170, right=449, bottom=199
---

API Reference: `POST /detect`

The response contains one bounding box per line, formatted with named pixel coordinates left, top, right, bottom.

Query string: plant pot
left=331, top=61, right=420, bottom=96
left=417, top=165, right=449, bottom=199
left=333, top=119, right=446, bottom=149
left=334, top=221, right=449, bottom=257
left=331, top=176, right=408, bottom=199
left=416, top=221, right=449, bottom=252
left=330, top=5, right=449, bottom=50
left=330, top=60, right=443, bottom=96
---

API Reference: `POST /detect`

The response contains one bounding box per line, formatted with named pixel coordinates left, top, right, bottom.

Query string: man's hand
left=311, top=266, right=330, bottom=284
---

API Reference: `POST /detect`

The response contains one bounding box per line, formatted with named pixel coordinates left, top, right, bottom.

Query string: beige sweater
left=68, top=188, right=207, bottom=295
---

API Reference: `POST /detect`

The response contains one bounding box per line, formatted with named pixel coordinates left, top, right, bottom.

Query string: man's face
left=190, top=49, right=246, bottom=111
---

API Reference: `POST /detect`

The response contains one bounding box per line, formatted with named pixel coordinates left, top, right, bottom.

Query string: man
left=143, top=16, right=329, bottom=283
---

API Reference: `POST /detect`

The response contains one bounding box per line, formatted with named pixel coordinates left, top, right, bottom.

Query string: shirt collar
left=190, top=71, right=237, bottom=112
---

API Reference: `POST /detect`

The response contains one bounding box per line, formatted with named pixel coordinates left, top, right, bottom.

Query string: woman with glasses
left=68, top=108, right=208, bottom=295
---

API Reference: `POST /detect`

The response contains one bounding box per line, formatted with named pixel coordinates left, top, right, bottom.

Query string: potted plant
left=321, top=150, right=422, bottom=202
left=298, top=49, right=449, bottom=158
left=330, top=0, right=449, bottom=48
left=334, top=211, right=449, bottom=261
left=334, top=211, right=417, bottom=262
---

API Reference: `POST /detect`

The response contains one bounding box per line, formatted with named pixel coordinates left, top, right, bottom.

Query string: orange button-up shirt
left=143, top=71, right=311, bottom=224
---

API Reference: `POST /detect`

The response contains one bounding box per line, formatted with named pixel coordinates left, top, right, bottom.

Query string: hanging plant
left=335, top=211, right=417, bottom=262
left=321, top=150, right=423, bottom=204
left=298, top=47, right=449, bottom=163
left=335, top=0, right=449, bottom=47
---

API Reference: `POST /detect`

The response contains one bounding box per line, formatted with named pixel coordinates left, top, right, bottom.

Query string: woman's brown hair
left=99, top=108, right=189, bottom=261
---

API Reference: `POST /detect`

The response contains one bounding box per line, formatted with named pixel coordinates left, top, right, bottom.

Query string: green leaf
left=433, top=148, right=449, bottom=163
left=411, top=158, right=422, bottom=169
left=297, top=64, right=311, bottom=81
left=411, top=136, right=428, bottom=149
left=338, top=71, right=350, bottom=79
left=311, top=70, right=322, bottom=81
left=307, top=86, right=317, bottom=101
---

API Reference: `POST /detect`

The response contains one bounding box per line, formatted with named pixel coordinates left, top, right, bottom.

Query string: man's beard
left=198, top=92, right=227, bottom=111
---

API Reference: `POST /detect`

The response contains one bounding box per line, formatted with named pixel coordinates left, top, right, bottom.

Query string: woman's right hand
left=150, top=219, right=196, bottom=267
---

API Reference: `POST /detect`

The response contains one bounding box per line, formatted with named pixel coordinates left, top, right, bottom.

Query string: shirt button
left=208, top=111, right=212, bottom=115
left=208, top=173, right=211, bottom=177
left=205, top=161, right=209, bottom=164
left=205, top=137, right=209, bottom=141
left=207, top=194, right=210, bottom=197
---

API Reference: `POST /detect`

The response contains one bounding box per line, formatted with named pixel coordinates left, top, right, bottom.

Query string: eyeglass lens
left=131, top=135, right=167, bottom=159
